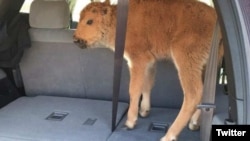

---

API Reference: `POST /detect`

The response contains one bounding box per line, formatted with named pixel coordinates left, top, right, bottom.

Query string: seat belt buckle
left=197, top=103, right=216, bottom=111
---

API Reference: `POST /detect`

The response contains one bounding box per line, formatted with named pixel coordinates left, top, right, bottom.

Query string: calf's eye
left=86, top=19, right=93, bottom=25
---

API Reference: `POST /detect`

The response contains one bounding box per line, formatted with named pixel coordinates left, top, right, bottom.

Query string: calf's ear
left=101, top=6, right=112, bottom=15
left=101, top=7, right=108, bottom=15
left=104, top=0, right=110, bottom=5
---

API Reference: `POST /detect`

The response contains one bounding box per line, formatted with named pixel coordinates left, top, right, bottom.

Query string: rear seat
left=22, top=0, right=84, bottom=97
left=0, top=1, right=128, bottom=141
left=0, top=0, right=228, bottom=141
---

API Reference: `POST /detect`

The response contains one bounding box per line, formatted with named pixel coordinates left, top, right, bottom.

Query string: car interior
left=1, top=0, right=249, bottom=141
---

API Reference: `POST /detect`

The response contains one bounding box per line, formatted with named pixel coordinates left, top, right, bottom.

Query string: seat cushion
left=0, top=96, right=128, bottom=141
left=108, top=107, right=200, bottom=141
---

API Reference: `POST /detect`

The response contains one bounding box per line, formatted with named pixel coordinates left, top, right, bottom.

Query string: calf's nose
left=73, top=36, right=87, bottom=49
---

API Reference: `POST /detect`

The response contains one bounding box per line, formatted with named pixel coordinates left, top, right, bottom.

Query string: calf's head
left=74, top=1, right=115, bottom=49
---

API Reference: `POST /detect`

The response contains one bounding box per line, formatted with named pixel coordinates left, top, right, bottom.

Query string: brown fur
left=74, top=0, right=223, bottom=140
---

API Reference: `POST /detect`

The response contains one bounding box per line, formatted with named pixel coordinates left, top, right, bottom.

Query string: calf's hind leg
left=189, top=108, right=201, bottom=130
left=139, top=61, right=156, bottom=118
left=161, top=45, right=204, bottom=141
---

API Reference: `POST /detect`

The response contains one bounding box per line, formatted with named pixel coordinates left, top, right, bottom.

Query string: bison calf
left=74, top=0, right=223, bottom=140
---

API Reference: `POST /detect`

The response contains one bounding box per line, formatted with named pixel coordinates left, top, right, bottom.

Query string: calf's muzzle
left=73, top=36, right=88, bottom=49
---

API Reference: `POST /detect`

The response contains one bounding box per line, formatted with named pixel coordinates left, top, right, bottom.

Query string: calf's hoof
left=160, top=136, right=177, bottom=141
left=139, top=109, right=150, bottom=118
left=188, top=120, right=200, bottom=131
left=124, top=120, right=136, bottom=129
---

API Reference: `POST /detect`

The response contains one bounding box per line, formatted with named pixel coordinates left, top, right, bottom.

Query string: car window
left=20, top=0, right=213, bottom=22
left=72, top=0, right=118, bottom=22
left=20, top=0, right=34, bottom=13
left=19, top=0, right=117, bottom=21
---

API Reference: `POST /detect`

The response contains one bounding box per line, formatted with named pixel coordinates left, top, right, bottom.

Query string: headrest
left=29, top=0, right=70, bottom=29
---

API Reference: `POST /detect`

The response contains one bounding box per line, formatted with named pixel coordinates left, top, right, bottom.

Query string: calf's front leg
left=125, top=59, right=151, bottom=129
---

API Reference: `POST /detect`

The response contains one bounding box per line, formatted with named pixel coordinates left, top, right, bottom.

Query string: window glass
left=72, top=0, right=117, bottom=22
left=20, top=0, right=34, bottom=13
left=72, top=0, right=91, bottom=22
left=199, top=0, right=214, bottom=7
left=19, top=0, right=213, bottom=21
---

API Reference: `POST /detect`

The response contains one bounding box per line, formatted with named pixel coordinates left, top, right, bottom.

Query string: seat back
left=20, top=0, right=86, bottom=97
left=20, top=0, right=184, bottom=108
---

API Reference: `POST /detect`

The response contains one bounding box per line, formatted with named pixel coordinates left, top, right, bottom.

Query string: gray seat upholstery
left=21, top=0, right=85, bottom=97
left=0, top=96, right=128, bottom=141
